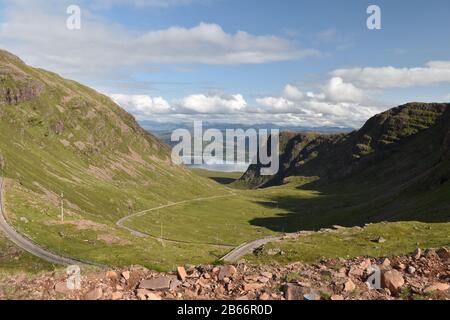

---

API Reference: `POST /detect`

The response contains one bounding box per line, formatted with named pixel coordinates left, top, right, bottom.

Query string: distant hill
left=240, top=103, right=450, bottom=222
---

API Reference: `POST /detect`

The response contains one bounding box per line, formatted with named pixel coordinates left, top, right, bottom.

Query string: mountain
left=0, top=49, right=221, bottom=220
left=240, top=102, right=450, bottom=221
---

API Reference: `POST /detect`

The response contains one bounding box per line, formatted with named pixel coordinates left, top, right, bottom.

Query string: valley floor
left=1, top=170, right=450, bottom=275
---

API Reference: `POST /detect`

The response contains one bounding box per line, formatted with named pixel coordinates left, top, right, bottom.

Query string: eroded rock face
left=0, top=73, right=44, bottom=105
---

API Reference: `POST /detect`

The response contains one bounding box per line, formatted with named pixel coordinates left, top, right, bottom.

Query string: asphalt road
left=0, top=177, right=91, bottom=266
left=1, top=176, right=278, bottom=266
left=220, top=235, right=282, bottom=262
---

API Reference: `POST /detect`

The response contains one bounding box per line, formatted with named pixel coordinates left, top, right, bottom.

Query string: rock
left=218, top=266, right=237, bottom=281
left=147, top=292, right=162, bottom=300
left=283, top=283, right=307, bottom=300
left=121, top=271, right=130, bottom=281
left=348, top=266, right=364, bottom=278
left=359, top=259, right=372, bottom=270
left=330, top=294, right=344, bottom=301
left=344, top=280, right=356, bottom=292
left=170, top=279, right=182, bottom=291
left=177, top=266, right=187, bottom=281
left=106, top=271, right=118, bottom=281
left=111, top=292, right=123, bottom=300
left=54, top=281, right=71, bottom=294
left=85, top=288, right=103, bottom=300
left=381, top=258, right=391, bottom=268
left=407, top=266, right=416, bottom=274
left=412, top=248, right=422, bottom=260
left=381, top=270, right=404, bottom=294
left=372, top=236, right=386, bottom=243
left=424, top=249, right=439, bottom=259
left=267, top=248, right=282, bottom=256
left=259, top=292, right=270, bottom=300
left=20, top=217, right=29, bottom=223
left=139, top=277, right=171, bottom=290
left=243, top=283, right=264, bottom=291
left=424, top=283, right=450, bottom=293
left=261, top=272, right=272, bottom=279
left=394, top=262, right=406, bottom=270
left=257, top=276, right=270, bottom=283
left=436, top=247, right=450, bottom=260
left=136, top=288, right=161, bottom=300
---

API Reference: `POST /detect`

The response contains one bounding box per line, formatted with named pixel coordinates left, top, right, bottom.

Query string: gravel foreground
left=1, top=247, right=449, bottom=300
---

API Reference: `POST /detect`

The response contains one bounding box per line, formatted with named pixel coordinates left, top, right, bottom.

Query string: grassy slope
left=0, top=232, right=55, bottom=276
left=0, top=51, right=229, bottom=270
left=1, top=51, right=449, bottom=272
left=245, top=221, right=450, bottom=265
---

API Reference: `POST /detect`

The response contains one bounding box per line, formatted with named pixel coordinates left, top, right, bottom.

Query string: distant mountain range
left=142, top=120, right=353, bottom=147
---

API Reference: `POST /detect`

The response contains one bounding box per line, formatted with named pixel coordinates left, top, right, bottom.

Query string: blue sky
left=1, top=0, right=450, bottom=127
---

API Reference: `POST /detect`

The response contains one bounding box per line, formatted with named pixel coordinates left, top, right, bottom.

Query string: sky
left=1, top=0, right=450, bottom=128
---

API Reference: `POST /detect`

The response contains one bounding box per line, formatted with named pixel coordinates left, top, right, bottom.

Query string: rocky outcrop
left=0, top=62, right=44, bottom=105
left=241, top=103, right=450, bottom=189
left=1, top=247, right=448, bottom=300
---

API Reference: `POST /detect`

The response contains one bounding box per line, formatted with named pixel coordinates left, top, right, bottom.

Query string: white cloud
left=111, top=92, right=247, bottom=116
left=323, top=77, right=366, bottom=103
left=282, top=84, right=305, bottom=100
left=110, top=94, right=172, bottom=116
left=332, top=61, right=450, bottom=89
left=254, top=81, right=384, bottom=127
left=176, top=93, right=247, bottom=113
left=256, top=97, right=294, bottom=110
left=0, top=1, right=319, bottom=80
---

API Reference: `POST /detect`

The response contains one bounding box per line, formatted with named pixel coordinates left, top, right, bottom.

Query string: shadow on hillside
left=249, top=185, right=450, bottom=232
left=208, top=177, right=237, bottom=185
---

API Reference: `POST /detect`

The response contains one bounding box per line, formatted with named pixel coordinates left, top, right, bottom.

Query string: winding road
left=220, top=235, right=282, bottom=262
left=116, top=193, right=238, bottom=247
left=0, top=177, right=92, bottom=266
left=116, top=190, right=282, bottom=261
left=1, top=176, right=281, bottom=265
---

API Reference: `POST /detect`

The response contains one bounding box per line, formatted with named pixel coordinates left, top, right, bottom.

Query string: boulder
left=177, top=266, right=187, bottom=281
left=121, top=271, right=130, bottom=281
left=381, top=270, right=404, bottom=294
left=218, top=266, right=237, bottom=281
left=412, top=248, right=422, bottom=260
left=407, top=266, right=416, bottom=274
left=106, top=271, right=118, bottom=281
left=111, top=292, right=123, bottom=300
left=139, top=277, right=171, bottom=290
left=54, top=281, right=71, bottom=294
left=343, top=280, right=356, bottom=292
left=436, top=247, right=450, bottom=260
left=85, top=287, right=103, bottom=300
left=424, top=283, right=450, bottom=293
left=283, top=283, right=308, bottom=300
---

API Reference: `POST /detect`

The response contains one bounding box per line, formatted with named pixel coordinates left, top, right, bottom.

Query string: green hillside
left=0, top=50, right=229, bottom=269
left=240, top=103, right=450, bottom=224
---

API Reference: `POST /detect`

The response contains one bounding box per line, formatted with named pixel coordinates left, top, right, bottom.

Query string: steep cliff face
left=241, top=103, right=450, bottom=190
